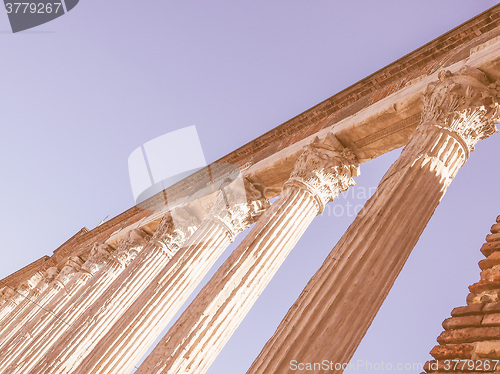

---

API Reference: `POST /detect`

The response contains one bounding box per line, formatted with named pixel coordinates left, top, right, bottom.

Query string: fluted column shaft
left=136, top=134, right=360, bottom=374
left=0, top=256, right=90, bottom=370
left=247, top=67, right=500, bottom=374
left=0, top=271, right=43, bottom=322
left=74, top=192, right=268, bottom=374
left=0, top=242, right=113, bottom=354
left=0, top=288, right=15, bottom=309
left=0, top=229, right=151, bottom=372
left=0, top=290, right=28, bottom=323
left=0, top=267, right=59, bottom=346
left=23, top=209, right=199, bottom=374
left=0, top=273, right=48, bottom=329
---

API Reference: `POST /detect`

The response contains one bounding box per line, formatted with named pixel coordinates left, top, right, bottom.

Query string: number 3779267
left=5, top=2, right=63, bottom=14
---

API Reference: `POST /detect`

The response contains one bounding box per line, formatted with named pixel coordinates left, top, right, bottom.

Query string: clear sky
left=1, top=1, right=499, bottom=373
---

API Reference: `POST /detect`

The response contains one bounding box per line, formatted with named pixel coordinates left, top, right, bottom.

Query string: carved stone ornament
left=32, top=267, right=60, bottom=295
left=43, top=266, right=60, bottom=282
left=211, top=180, right=270, bottom=241
left=81, top=243, right=114, bottom=275
left=151, top=208, right=200, bottom=259
left=112, top=229, right=152, bottom=267
left=10, top=282, right=31, bottom=305
left=286, top=133, right=360, bottom=213
left=0, top=287, right=16, bottom=305
left=51, top=256, right=84, bottom=289
left=8, top=268, right=45, bottom=303
left=422, top=66, right=500, bottom=151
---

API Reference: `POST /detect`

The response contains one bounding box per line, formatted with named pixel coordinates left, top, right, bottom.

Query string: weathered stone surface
left=481, top=242, right=500, bottom=257
left=434, top=219, right=500, bottom=370
left=480, top=252, right=500, bottom=270
left=452, top=304, right=484, bottom=317
left=0, top=257, right=51, bottom=291
left=468, top=291, right=500, bottom=305
left=430, top=344, right=474, bottom=359
left=443, top=315, right=482, bottom=330
left=475, top=340, right=500, bottom=358
left=438, top=327, right=500, bottom=344
left=490, top=223, right=500, bottom=234
left=486, top=233, right=500, bottom=243
left=0, top=231, right=150, bottom=373
left=482, top=313, right=500, bottom=326
left=469, top=280, right=500, bottom=294
left=484, top=302, right=500, bottom=314
left=481, top=267, right=500, bottom=282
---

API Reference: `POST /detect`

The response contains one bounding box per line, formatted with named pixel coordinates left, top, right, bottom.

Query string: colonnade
left=0, top=66, right=497, bottom=374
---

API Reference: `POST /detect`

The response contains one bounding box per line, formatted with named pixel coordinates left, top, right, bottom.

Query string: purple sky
left=1, top=1, right=499, bottom=373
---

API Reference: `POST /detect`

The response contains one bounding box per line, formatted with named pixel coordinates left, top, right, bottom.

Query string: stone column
left=19, top=208, right=199, bottom=374
left=0, top=271, right=44, bottom=322
left=73, top=183, right=270, bottom=374
left=0, top=233, right=143, bottom=372
left=0, top=268, right=50, bottom=328
left=0, top=266, right=59, bottom=342
left=247, top=67, right=500, bottom=374
left=0, top=288, right=16, bottom=309
left=0, top=255, right=85, bottom=370
left=0, top=241, right=114, bottom=352
left=136, top=134, right=360, bottom=374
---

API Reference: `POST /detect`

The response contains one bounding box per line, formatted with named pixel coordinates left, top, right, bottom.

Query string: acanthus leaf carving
left=210, top=179, right=270, bottom=241
left=50, top=256, right=84, bottom=291
left=152, top=208, right=200, bottom=259
left=10, top=283, right=31, bottom=305
left=0, top=287, right=16, bottom=307
left=32, top=267, right=60, bottom=296
left=422, top=66, right=500, bottom=151
left=111, top=229, right=152, bottom=268
left=81, top=243, right=114, bottom=276
left=9, top=271, right=46, bottom=303
left=286, top=133, right=360, bottom=213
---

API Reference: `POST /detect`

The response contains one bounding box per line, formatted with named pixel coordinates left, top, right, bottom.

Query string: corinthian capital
left=151, top=208, right=200, bottom=259
left=422, top=66, right=499, bottom=151
left=0, top=287, right=16, bottom=306
left=32, top=267, right=60, bottom=296
left=10, top=283, right=31, bottom=305
left=211, top=180, right=270, bottom=241
left=81, top=243, right=114, bottom=275
left=112, top=229, right=152, bottom=268
left=51, top=256, right=84, bottom=290
left=286, top=133, right=359, bottom=213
